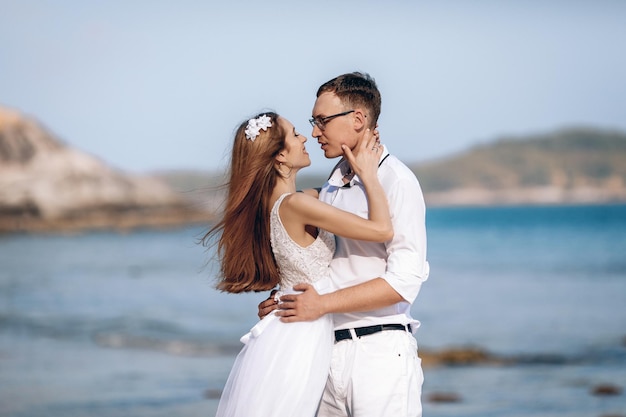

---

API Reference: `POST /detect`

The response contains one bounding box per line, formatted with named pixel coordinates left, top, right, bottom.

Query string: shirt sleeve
left=382, top=174, right=430, bottom=304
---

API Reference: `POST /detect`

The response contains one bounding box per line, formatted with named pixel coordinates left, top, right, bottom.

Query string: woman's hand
left=342, top=128, right=382, bottom=183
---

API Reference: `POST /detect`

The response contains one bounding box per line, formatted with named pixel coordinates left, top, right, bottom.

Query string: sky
left=1, top=0, right=625, bottom=175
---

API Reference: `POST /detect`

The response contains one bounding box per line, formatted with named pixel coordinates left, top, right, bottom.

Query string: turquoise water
left=1, top=204, right=625, bottom=416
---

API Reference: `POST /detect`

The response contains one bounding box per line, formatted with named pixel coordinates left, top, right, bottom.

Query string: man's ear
left=352, top=109, right=367, bottom=131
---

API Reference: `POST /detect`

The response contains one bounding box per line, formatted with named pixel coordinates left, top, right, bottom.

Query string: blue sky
left=1, top=1, right=625, bottom=174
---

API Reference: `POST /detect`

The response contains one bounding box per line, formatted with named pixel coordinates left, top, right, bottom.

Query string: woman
left=203, top=112, right=391, bottom=416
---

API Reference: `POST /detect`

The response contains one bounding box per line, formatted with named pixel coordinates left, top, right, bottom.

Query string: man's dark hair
left=317, top=72, right=381, bottom=127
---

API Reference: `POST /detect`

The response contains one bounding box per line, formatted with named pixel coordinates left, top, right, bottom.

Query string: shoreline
left=424, top=186, right=626, bottom=207
left=2, top=200, right=625, bottom=235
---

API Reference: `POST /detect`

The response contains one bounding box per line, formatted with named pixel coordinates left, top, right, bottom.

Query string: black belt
left=334, top=324, right=412, bottom=342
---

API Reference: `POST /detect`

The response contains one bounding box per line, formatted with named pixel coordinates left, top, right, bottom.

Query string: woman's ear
left=275, top=152, right=287, bottom=164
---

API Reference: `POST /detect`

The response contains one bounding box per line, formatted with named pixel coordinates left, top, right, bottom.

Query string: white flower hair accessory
left=244, top=114, right=273, bottom=141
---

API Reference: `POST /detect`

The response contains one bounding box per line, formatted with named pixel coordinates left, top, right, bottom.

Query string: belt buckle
left=334, top=329, right=352, bottom=342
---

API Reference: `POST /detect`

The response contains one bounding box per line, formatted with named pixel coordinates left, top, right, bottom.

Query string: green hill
left=411, top=127, right=626, bottom=192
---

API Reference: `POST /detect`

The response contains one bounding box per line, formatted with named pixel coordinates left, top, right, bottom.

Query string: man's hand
left=257, top=289, right=278, bottom=320
left=275, top=283, right=326, bottom=322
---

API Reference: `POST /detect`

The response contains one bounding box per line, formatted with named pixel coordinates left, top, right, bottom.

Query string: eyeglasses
left=309, top=110, right=355, bottom=131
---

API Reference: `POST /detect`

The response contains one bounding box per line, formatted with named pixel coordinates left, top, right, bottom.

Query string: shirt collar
left=327, top=144, right=388, bottom=187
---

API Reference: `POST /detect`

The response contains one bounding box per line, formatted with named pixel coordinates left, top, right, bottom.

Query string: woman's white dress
left=215, top=193, right=335, bottom=417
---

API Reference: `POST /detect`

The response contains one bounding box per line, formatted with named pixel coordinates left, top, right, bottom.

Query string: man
left=259, top=72, right=429, bottom=416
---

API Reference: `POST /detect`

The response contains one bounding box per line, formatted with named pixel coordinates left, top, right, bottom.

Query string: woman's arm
left=283, top=130, right=392, bottom=243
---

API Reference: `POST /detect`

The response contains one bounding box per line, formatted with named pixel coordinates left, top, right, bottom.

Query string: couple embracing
left=204, top=72, right=430, bottom=417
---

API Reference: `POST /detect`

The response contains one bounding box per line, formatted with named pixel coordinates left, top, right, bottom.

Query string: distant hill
left=412, top=127, right=626, bottom=205
left=156, top=126, right=626, bottom=207
left=0, top=106, right=213, bottom=233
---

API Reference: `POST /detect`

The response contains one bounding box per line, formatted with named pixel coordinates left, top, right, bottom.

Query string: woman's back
left=270, top=193, right=335, bottom=290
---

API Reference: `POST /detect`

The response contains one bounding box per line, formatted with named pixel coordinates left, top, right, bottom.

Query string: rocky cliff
left=0, top=106, right=213, bottom=233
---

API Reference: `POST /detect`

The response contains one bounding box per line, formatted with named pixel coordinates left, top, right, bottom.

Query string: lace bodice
left=270, top=193, right=335, bottom=290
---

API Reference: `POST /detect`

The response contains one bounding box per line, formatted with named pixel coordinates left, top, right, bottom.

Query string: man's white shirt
left=319, top=145, right=430, bottom=332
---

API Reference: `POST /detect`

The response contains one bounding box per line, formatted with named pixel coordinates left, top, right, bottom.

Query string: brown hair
left=317, top=72, right=382, bottom=127
left=202, top=112, right=285, bottom=293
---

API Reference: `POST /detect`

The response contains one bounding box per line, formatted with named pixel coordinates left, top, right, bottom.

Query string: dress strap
left=271, top=193, right=292, bottom=215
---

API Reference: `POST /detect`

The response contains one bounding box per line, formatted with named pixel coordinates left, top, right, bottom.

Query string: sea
left=1, top=204, right=625, bottom=417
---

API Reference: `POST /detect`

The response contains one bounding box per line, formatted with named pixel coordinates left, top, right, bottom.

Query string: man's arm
left=275, top=278, right=403, bottom=322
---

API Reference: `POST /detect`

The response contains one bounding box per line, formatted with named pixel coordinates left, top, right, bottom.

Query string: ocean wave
left=0, top=313, right=241, bottom=357
left=92, top=331, right=241, bottom=357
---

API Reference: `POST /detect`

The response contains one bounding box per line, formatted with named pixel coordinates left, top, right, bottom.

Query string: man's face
left=310, top=92, right=357, bottom=159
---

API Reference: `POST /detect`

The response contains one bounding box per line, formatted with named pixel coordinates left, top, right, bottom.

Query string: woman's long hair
left=202, top=112, right=285, bottom=293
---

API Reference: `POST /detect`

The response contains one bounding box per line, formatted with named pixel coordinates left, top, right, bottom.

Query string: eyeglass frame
left=309, top=110, right=355, bottom=131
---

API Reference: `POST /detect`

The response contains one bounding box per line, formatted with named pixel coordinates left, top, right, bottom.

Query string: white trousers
left=317, top=329, right=423, bottom=417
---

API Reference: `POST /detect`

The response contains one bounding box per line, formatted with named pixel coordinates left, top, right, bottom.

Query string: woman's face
left=278, top=117, right=311, bottom=169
